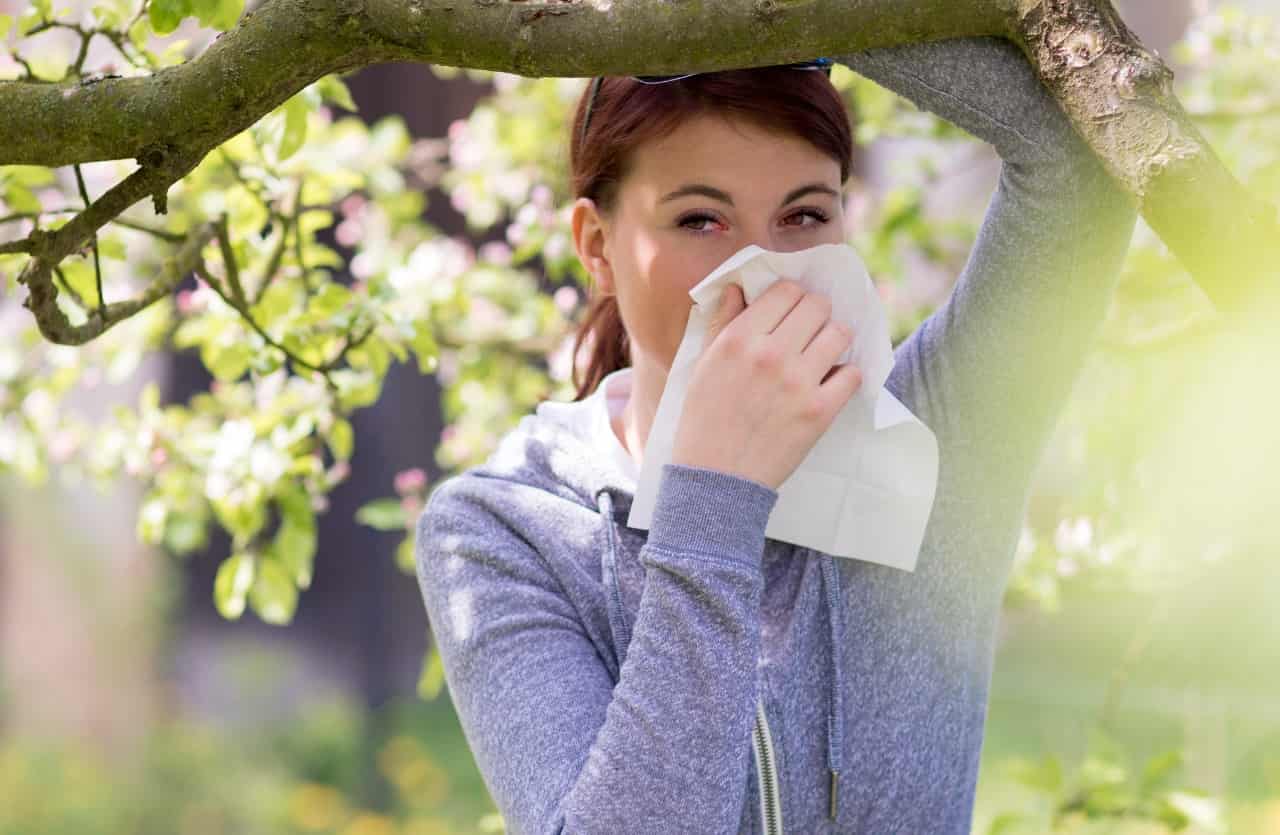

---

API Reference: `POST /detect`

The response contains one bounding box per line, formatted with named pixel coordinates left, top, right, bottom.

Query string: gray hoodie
left=415, top=37, right=1136, bottom=835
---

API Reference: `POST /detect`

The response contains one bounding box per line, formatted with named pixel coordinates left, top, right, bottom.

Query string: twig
left=73, top=163, right=105, bottom=311
left=253, top=214, right=292, bottom=306
left=0, top=239, right=34, bottom=255
left=214, top=215, right=248, bottom=309
left=53, top=266, right=87, bottom=310
left=17, top=142, right=204, bottom=344
left=195, top=262, right=329, bottom=377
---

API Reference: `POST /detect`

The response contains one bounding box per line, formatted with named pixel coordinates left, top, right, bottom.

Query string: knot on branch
left=1113, top=55, right=1174, bottom=101
left=751, top=0, right=804, bottom=23
left=1060, top=29, right=1104, bottom=68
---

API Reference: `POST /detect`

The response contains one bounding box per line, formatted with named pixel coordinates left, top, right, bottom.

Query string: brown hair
left=565, top=65, right=855, bottom=401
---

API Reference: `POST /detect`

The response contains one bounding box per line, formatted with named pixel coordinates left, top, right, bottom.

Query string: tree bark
left=1, top=0, right=1276, bottom=344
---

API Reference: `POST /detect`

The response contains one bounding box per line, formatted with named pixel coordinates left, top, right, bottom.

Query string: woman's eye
left=677, top=212, right=720, bottom=235
left=677, top=208, right=831, bottom=235
left=785, top=208, right=831, bottom=228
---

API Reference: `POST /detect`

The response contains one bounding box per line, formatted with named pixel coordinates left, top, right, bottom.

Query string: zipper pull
left=828, top=769, right=840, bottom=820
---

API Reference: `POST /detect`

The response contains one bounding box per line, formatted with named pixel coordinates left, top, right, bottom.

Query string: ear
left=570, top=196, right=616, bottom=296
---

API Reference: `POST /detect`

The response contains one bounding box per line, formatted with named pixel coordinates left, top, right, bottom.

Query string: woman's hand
left=670, top=279, right=863, bottom=490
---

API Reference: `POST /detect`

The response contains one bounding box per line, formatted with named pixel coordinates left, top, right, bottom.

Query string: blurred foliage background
left=1, top=0, right=1278, bottom=832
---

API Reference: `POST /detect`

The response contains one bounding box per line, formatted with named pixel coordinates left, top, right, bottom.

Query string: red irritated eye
left=677, top=208, right=830, bottom=236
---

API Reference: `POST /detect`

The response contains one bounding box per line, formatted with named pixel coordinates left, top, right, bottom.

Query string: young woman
left=415, top=36, right=1136, bottom=834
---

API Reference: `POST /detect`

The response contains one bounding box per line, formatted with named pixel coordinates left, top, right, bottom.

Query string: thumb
left=705, top=283, right=745, bottom=345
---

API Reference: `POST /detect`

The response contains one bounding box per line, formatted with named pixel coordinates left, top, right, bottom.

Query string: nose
left=746, top=228, right=800, bottom=254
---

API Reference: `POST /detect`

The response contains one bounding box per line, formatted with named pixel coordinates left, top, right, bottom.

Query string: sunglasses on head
left=580, top=57, right=834, bottom=146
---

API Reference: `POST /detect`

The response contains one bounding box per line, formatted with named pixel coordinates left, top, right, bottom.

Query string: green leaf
left=316, top=74, right=358, bottom=112
left=137, top=496, right=168, bottom=546
left=274, top=484, right=316, bottom=589
left=409, top=321, right=438, bottom=374
left=59, top=258, right=97, bottom=301
left=3, top=181, right=41, bottom=215
left=417, top=643, right=446, bottom=701
left=249, top=279, right=299, bottom=331
left=214, top=552, right=255, bottom=619
left=148, top=0, right=190, bottom=35
left=201, top=339, right=253, bottom=382
left=1140, top=749, right=1183, bottom=793
left=97, top=237, right=127, bottom=261
left=0, top=13, right=13, bottom=39
left=986, top=814, right=1026, bottom=835
left=211, top=490, right=267, bottom=545
left=355, top=497, right=406, bottom=531
left=307, top=282, right=352, bottom=319
left=249, top=557, right=298, bottom=625
left=327, top=417, right=353, bottom=461
left=348, top=335, right=391, bottom=378
left=194, top=0, right=241, bottom=29
left=213, top=0, right=244, bottom=29
left=395, top=535, right=415, bottom=573
left=278, top=94, right=311, bottom=162
left=331, top=367, right=382, bottom=410
left=164, top=513, right=208, bottom=555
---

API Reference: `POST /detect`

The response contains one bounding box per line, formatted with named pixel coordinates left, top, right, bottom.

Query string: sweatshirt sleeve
left=837, top=37, right=1138, bottom=482
left=415, top=462, right=779, bottom=835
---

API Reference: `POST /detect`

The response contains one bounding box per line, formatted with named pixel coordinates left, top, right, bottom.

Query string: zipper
left=752, top=697, right=784, bottom=835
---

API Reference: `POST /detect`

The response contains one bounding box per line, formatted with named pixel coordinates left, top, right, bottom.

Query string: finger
left=706, top=283, right=745, bottom=345
left=769, top=291, right=833, bottom=359
left=735, top=277, right=806, bottom=337
left=818, top=362, right=863, bottom=407
left=801, top=319, right=854, bottom=384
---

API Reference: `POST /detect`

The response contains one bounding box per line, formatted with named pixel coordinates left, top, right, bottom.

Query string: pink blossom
left=478, top=241, right=512, bottom=266
left=544, top=235, right=567, bottom=261
left=335, top=218, right=363, bottom=248
left=553, top=286, right=579, bottom=314
left=394, top=467, right=427, bottom=494
left=531, top=184, right=554, bottom=209
left=340, top=194, right=368, bottom=218
left=330, top=460, right=352, bottom=482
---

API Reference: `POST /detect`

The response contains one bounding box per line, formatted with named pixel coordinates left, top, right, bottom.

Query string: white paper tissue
left=625, top=242, right=939, bottom=571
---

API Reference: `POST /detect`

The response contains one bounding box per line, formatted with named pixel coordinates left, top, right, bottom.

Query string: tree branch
left=1008, top=0, right=1280, bottom=313
left=1, top=0, right=1275, bottom=331
left=21, top=223, right=215, bottom=345
left=0, top=0, right=1005, bottom=168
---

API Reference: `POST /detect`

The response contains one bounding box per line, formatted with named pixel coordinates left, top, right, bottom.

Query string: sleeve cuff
left=644, top=463, right=779, bottom=563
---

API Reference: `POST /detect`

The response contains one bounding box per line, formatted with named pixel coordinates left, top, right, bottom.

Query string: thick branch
left=1009, top=0, right=1280, bottom=313
left=0, top=0, right=1006, bottom=168
left=1, top=0, right=1276, bottom=330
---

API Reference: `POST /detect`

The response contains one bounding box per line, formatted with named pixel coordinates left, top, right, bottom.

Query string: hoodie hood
left=483, top=368, right=847, bottom=822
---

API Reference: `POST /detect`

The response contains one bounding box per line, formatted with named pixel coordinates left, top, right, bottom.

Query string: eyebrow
left=658, top=182, right=840, bottom=208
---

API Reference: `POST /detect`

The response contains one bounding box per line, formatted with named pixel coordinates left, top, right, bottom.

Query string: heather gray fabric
left=414, top=36, right=1136, bottom=834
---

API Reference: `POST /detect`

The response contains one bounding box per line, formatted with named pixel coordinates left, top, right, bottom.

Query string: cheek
left=639, top=243, right=714, bottom=357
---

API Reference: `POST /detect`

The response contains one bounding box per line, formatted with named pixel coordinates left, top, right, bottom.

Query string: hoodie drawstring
left=819, top=552, right=844, bottom=821
left=595, top=488, right=844, bottom=824
left=596, top=489, right=633, bottom=668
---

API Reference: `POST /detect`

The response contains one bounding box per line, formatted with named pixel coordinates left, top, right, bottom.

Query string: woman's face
left=571, top=111, right=846, bottom=372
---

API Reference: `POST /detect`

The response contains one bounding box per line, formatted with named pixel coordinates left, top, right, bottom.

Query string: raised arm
left=415, top=463, right=778, bottom=834
left=838, top=37, right=1138, bottom=483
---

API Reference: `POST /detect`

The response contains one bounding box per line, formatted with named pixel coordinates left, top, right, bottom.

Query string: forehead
left=621, top=112, right=839, bottom=201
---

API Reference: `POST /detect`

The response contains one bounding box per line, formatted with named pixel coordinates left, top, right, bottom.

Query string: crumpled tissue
left=626, top=242, right=939, bottom=571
